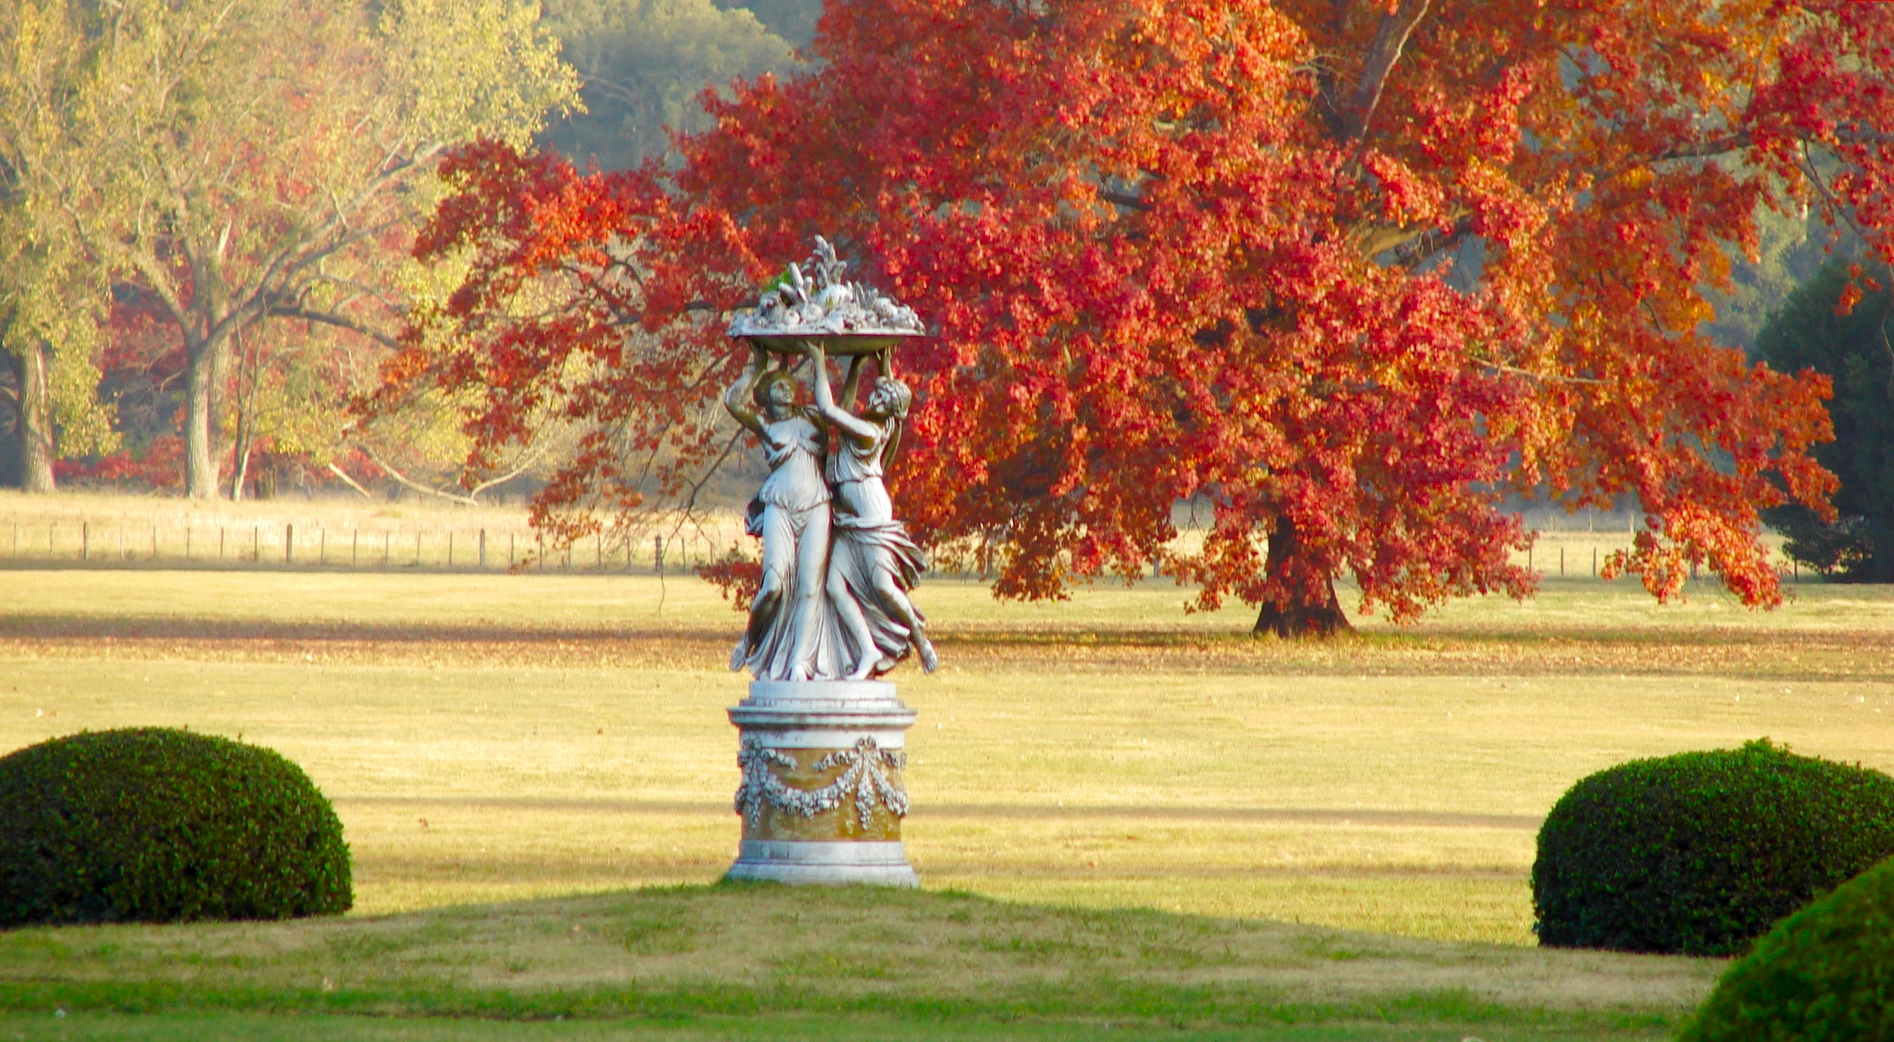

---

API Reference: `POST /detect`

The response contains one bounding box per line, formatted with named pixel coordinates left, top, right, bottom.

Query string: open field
left=0, top=490, right=1796, bottom=584
left=0, top=491, right=745, bottom=573
left=1, top=554, right=1891, bottom=1038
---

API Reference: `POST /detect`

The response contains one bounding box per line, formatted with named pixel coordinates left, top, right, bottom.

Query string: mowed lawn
left=1, top=565, right=1891, bottom=1039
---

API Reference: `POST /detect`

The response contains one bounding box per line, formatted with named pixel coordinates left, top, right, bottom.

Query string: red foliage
left=697, top=547, right=764, bottom=612
left=383, top=0, right=1894, bottom=627
left=55, top=436, right=185, bottom=490
left=102, top=289, right=187, bottom=380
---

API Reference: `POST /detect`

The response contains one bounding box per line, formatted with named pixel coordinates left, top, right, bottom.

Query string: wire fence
left=0, top=513, right=1804, bottom=582
left=0, top=517, right=743, bottom=575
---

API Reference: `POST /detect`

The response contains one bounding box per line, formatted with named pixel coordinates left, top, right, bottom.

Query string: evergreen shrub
left=1679, top=854, right=1894, bottom=1041
left=1532, top=740, right=1894, bottom=955
left=0, top=727, right=351, bottom=926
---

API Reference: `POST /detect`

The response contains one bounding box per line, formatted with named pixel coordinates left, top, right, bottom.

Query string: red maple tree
left=379, top=0, right=1893, bottom=634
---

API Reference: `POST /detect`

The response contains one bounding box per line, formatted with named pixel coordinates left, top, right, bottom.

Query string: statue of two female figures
left=722, top=341, right=939, bottom=682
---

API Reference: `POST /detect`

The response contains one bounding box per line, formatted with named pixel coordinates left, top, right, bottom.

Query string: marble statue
left=721, top=236, right=930, bottom=888
left=722, top=348, right=831, bottom=681
left=722, top=237, right=935, bottom=682
left=804, top=341, right=938, bottom=679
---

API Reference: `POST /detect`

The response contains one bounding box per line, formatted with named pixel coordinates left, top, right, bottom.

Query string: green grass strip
left=0, top=978, right=1680, bottom=1034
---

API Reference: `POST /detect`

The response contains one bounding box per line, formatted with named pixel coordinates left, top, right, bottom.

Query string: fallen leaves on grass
left=1, top=616, right=1889, bottom=681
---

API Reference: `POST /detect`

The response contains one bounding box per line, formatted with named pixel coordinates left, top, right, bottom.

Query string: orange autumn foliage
left=379, top=0, right=1894, bottom=633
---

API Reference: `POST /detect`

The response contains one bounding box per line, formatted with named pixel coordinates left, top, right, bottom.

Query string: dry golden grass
left=4, top=564, right=1892, bottom=955
left=0, top=489, right=748, bottom=570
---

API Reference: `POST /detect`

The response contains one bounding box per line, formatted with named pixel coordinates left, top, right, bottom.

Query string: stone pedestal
left=725, top=680, right=919, bottom=886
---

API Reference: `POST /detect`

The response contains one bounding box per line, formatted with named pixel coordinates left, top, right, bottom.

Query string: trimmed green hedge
left=0, top=728, right=351, bottom=926
left=1679, top=854, right=1894, bottom=1041
left=1532, top=740, right=1894, bottom=956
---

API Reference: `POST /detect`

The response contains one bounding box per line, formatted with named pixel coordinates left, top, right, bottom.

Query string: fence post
left=1592, top=547, right=1597, bottom=577
left=151, top=524, right=158, bottom=561
left=219, top=526, right=226, bottom=561
left=48, top=523, right=55, bottom=559
left=448, top=531, right=455, bottom=568
left=655, top=535, right=664, bottom=576
left=81, top=522, right=89, bottom=562
left=319, top=527, right=326, bottom=566
left=352, top=529, right=359, bottom=567
left=185, top=526, right=192, bottom=562
left=252, top=526, right=260, bottom=563
left=383, top=531, right=391, bottom=567
left=285, top=524, right=294, bottom=565
left=414, top=531, right=422, bottom=567
left=1560, top=546, right=1565, bottom=577
left=479, top=529, right=487, bottom=569
left=596, top=533, right=603, bottom=571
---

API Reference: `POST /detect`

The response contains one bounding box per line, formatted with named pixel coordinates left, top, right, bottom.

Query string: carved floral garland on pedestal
left=736, top=735, right=910, bottom=831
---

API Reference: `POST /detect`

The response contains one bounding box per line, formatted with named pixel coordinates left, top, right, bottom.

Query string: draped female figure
left=723, top=347, right=832, bottom=680
left=802, top=342, right=938, bottom=679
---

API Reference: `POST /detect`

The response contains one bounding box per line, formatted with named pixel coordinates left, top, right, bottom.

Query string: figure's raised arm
left=802, top=341, right=879, bottom=442
left=840, top=354, right=865, bottom=412
left=723, top=344, right=768, bottom=438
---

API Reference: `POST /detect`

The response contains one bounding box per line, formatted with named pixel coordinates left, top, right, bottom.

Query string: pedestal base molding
left=725, top=680, right=919, bottom=887
left=726, top=839, right=919, bottom=886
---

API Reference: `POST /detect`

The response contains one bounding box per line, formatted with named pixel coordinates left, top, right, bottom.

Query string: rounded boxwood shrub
left=0, top=727, right=351, bottom=926
left=1678, top=854, right=1894, bottom=1041
left=1532, top=739, right=1894, bottom=956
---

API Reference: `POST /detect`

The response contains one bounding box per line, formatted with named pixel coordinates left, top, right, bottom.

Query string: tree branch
left=267, top=303, right=401, bottom=350
left=1388, top=214, right=1476, bottom=268
left=325, top=461, right=376, bottom=500
left=1638, top=123, right=1886, bottom=170
left=1796, top=141, right=1878, bottom=259
left=575, top=72, right=650, bottom=111
left=1349, top=208, right=1471, bottom=262
left=467, top=444, right=547, bottom=498
left=1834, top=124, right=1893, bottom=148
left=357, top=442, right=478, bottom=506
left=1341, top=0, right=1432, bottom=144
left=1650, top=132, right=1753, bottom=163
left=1480, top=361, right=1606, bottom=386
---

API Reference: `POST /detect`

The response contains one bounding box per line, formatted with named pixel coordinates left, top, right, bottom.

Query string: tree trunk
left=183, top=336, right=221, bottom=499
left=1253, top=515, right=1352, bottom=638
left=10, top=343, right=57, bottom=494
left=231, top=439, right=252, bottom=502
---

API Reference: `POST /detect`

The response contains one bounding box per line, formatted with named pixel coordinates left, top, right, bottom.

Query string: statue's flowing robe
left=823, top=421, right=927, bottom=676
left=739, top=413, right=835, bottom=680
